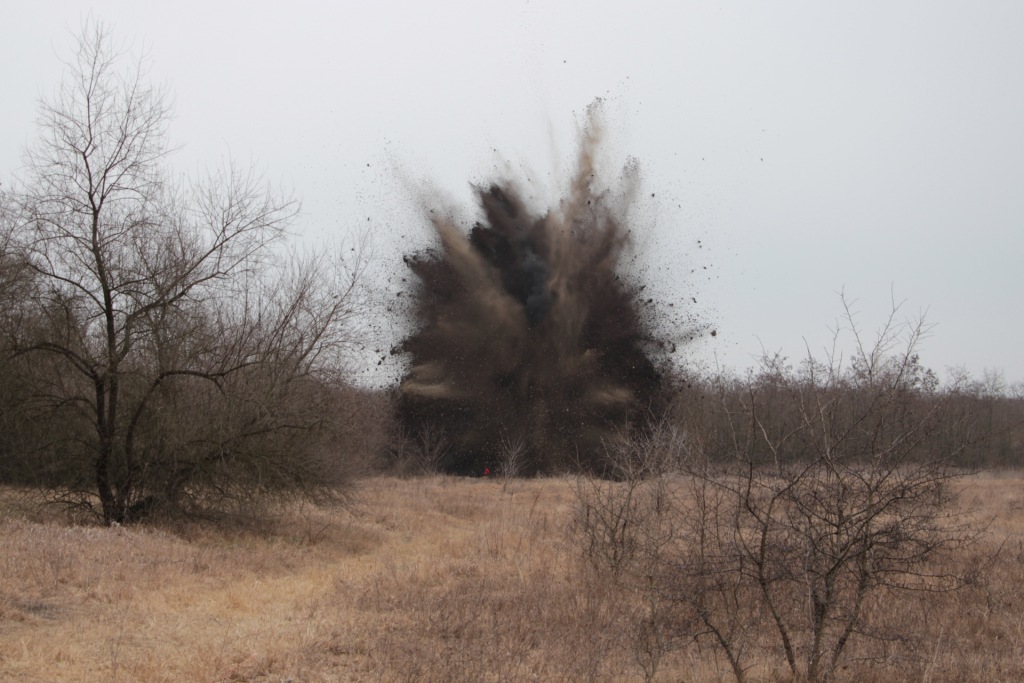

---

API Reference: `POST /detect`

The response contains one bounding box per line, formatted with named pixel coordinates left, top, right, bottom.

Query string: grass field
left=1, top=473, right=1023, bottom=682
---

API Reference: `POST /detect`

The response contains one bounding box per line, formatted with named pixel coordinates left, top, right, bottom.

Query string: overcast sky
left=3, top=1, right=1022, bottom=384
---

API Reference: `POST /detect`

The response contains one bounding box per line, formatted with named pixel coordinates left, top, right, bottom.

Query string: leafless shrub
left=384, top=422, right=452, bottom=476
left=499, top=433, right=527, bottom=491
left=575, top=295, right=990, bottom=682
left=413, top=423, right=451, bottom=474
left=575, top=432, right=676, bottom=576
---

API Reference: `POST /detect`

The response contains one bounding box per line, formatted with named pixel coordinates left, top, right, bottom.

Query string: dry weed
left=0, top=474, right=1021, bottom=681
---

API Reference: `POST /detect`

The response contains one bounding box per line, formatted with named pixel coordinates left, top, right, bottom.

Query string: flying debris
left=395, top=108, right=681, bottom=475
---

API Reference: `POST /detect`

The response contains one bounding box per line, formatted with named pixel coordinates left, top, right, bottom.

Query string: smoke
left=396, top=110, right=674, bottom=475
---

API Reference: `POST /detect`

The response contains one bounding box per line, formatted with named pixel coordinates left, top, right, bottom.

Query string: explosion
left=396, top=115, right=672, bottom=475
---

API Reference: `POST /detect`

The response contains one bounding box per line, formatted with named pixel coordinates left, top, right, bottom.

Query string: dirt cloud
left=396, top=109, right=672, bottom=474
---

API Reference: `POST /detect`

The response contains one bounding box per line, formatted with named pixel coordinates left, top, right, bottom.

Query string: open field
left=1, top=474, right=1023, bottom=682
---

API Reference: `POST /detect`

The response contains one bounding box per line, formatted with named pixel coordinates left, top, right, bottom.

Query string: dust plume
left=396, top=112, right=674, bottom=475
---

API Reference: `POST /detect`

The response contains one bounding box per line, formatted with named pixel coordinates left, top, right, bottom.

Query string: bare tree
left=576, top=295, right=987, bottom=682
left=498, top=433, right=526, bottom=491
left=8, top=21, right=369, bottom=523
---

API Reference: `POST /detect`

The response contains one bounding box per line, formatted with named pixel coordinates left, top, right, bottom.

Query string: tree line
left=1, top=21, right=1020, bottom=529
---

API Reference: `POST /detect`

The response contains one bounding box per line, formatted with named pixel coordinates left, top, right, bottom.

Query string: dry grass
left=1, top=473, right=1022, bottom=682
